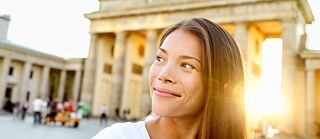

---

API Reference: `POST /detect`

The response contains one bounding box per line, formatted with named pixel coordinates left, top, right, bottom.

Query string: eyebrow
left=159, top=48, right=201, bottom=64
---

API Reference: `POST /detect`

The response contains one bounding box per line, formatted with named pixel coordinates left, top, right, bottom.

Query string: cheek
left=186, top=82, right=205, bottom=112
left=185, top=75, right=205, bottom=102
left=184, top=74, right=203, bottom=89
left=148, top=63, right=158, bottom=85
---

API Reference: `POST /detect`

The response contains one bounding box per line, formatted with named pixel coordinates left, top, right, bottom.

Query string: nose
left=158, top=63, right=176, bottom=84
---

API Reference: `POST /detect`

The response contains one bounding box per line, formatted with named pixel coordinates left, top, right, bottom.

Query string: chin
left=152, top=101, right=177, bottom=118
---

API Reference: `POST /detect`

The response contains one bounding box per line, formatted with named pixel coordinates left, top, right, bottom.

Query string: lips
left=153, top=87, right=181, bottom=98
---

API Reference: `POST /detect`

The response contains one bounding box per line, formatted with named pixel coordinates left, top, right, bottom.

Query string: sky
left=0, top=0, right=99, bottom=58
left=0, top=0, right=319, bottom=58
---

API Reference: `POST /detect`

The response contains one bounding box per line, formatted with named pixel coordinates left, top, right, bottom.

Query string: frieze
left=89, top=1, right=298, bottom=33
left=87, top=0, right=294, bottom=19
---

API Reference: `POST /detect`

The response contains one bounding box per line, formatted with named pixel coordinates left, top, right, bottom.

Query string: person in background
left=41, top=97, right=48, bottom=124
left=21, top=100, right=29, bottom=121
left=67, top=99, right=74, bottom=115
left=32, top=96, right=42, bottom=124
left=12, top=100, right=20, bottom=120
left=100, top=103, right=108, bottom=126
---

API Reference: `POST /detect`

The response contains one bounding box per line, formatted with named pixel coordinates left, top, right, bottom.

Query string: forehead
left=160, top=29, right=202, bottom=58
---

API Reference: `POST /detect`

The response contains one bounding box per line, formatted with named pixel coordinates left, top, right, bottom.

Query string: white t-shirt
left=92, top=121, right=150, bottom=139
left=32, top=98, right=42, bottom=112
left=100, top=105, right=107, bottom=114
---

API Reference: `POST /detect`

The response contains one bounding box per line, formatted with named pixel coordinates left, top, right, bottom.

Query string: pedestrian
left=41, top=97, right=48, bottom=124
left=93, top=18, right=247, bottom=139
left=32, top=96, right=42, bottom=124
left=21, top=100, right=29, bottom=121
left=99, top=104, right=108, bottom=126
left=47, top=98, right=58, bottom=122
left=67, top=99, right=74, bottom=115
left=57, top=101, right=63, bottom=113
left=12, top=100, right=20, bottom=120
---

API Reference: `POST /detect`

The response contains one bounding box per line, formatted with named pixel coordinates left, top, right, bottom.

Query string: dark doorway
left=5, top=88, right=12, bottom=99
left=3, top=87, right=13, bottom=112
left=26, top=91, right=30, bottom=102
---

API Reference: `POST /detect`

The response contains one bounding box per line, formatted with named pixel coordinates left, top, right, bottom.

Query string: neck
left=146, top=114, right=203, bottom=139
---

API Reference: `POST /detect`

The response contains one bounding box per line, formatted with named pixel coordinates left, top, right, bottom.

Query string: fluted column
left=140, top=29, right=158, bottom=118
left=40, top=66, right=50, bottom=98
left=110, top=31, right=127, bottom=117
left=234, top=21, right=254, bottom=86
left=81, top=34, right=97, bottom=104
left=0, top=58, right=11, bottom=108
left=92, top=36, right=104, bottom=116
left=72, top=70, right=81, bottom=104
left=234, top=22, right=249, bottom=63
left=20, top=61, right=32, bottom=99
left=58, top=70, right=66, bottom=102
left=280, top=18, right=298, bottom=134
left=306, top=69, right=316, bottom=135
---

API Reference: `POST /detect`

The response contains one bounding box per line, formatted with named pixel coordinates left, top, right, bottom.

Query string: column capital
left=24, top=61, right=32, bottom=66
left=281, top=16, right=297, bottom=24
left=115, top=31, right=127, bottom=35
left=305, top=58, right=320, bottom=71
left=306, top=68, right=316, bottom=72
left=90, top=33, right=98, bottom=37
left=233, top=21, right=249, bottom=26
left=4, top=57, right=12, bottom=61
left=115, top=31, right=127, bottom=41
left=146, top=29, right=158, bottom=39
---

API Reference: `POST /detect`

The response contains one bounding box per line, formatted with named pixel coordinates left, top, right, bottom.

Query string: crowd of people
left=11, top=96, right=80, bottom=125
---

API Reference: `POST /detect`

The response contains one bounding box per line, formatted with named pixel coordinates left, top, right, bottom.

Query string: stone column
left=110, top=31, right=127, bottom=117
left=58, top=70, right=66, bottom=102
left=140, top=29, right=158, bottom=118
left=20, top=61, right=32, bottom=99
left=81, top=34, right=97, bottom=104
left=306, top=69, right=316, bottom=135
left=92, top=36, right=104, bottom=115
left=234, top=22, right=248, bottom=62
left=0, top=58, right=11, bottom=108
left=40, top=66, right=50, bottom=98
left=234, top=21, right=256, bottom=102
left=72, top=70, right=81, bottom=104
left=280, top=18, right=298, bottom=134
left=234, top=22, right=253, bottom=82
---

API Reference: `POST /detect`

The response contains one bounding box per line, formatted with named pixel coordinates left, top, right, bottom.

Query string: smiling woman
left=93, top=18, right=247, bottom=139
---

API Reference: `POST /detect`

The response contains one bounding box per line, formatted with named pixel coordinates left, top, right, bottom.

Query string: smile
left=153, top=87, right=181, bottom=98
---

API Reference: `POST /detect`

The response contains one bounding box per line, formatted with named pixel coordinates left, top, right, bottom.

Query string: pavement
left=0, top=110, right=128, bottom=139
left=0, top=110, right=315, bottom=139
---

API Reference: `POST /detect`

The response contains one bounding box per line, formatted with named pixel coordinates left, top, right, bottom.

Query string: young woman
left=93, top=18, right=247, bottom=139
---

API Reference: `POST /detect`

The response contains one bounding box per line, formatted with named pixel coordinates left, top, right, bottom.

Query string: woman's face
left=149, top=29, right=205, bottom=118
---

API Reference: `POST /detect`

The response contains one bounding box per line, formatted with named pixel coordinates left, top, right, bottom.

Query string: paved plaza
left=0, top=110, right=314, bottom=139
left=0, top=110, right=128, bottom=139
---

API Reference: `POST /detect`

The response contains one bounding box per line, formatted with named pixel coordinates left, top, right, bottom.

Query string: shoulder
left=92, top=121, right=150, bottom=139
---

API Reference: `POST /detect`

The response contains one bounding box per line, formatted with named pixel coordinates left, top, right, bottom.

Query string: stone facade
left=300, top=50, right=320, bottom=136
left=0, top=15, right=84, bottom=112
left=83, top=0, right=319, bottom=137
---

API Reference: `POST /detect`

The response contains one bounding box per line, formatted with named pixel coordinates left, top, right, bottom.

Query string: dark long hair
left=159, top=18, right=247, bottom=139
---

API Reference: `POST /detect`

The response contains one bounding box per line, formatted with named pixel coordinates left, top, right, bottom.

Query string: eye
left=156, top=55, right=165, bottom=62
left=181, top=63, right=194, bottom=70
